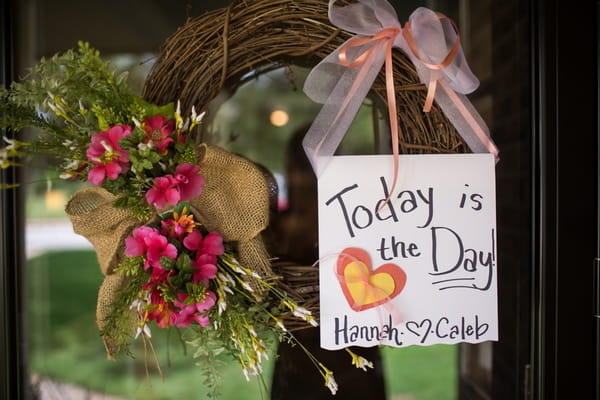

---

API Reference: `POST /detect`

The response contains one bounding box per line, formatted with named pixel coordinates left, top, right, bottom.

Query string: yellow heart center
left=344, top=261, right=396, bottom=306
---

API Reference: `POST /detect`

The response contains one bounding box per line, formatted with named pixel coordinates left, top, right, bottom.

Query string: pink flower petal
left=183, top=230, right=203, bottom=251
left=104, top=162, right=122, bottom=180
left=202, top=231, right=224, bottom=255
left=87, top=166, right=106, bottom=186
left=124, top=236, right=145, bottom=257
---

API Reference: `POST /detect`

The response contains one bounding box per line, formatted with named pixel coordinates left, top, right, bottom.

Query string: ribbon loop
left=302, top=0, right=499, bottom=178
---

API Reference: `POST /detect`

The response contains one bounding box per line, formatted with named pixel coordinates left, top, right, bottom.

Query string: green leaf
left=173, top=201, right=191, bottom=215
left=177, top=252, right=193, bottom=272
left=134, top=97, right=175, bottom=118
left=160, top=256, right=176, bottom=270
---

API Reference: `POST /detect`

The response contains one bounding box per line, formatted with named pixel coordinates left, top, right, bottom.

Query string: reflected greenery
left=209, top=66, right=377, bottom=175
left=27, top=250, right=455, bottom=400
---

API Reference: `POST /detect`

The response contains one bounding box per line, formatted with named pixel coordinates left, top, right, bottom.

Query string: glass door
left=1, top=0, right=598, bottom=399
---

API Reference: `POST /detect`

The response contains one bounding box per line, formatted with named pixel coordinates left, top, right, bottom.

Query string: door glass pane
left=10, top=1, right=480, bottom=399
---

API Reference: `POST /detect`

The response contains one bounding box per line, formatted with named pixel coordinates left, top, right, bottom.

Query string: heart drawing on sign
left=336, top=247, right=407, bottom=312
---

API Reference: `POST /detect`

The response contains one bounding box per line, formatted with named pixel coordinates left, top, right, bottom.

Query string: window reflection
left=19, top=1, right=461, bottom=398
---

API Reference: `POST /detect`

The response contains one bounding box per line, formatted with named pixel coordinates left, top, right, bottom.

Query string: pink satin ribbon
left=402, top=14, right=460, bottom=113
left=401, top=14, right=500, bottom=159
left=337, top=27, right=402, bottom=207
left=302, top=1, right=499, bottom=183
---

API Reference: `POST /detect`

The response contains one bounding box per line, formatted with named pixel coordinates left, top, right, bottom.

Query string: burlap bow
left=65, top=143, right=274, bottom=358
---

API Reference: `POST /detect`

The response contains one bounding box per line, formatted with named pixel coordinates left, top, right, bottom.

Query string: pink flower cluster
left=143, top=115, right=174, bottom=155
left=86, top=125, right=131, bottom=186
left=145, top=163, right=205, bottom=209
left=84, top=116, right=204, bottom=208
left=124, top=211, right=224, bottom=329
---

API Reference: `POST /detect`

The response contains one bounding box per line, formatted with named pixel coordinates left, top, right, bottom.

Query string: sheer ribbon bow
left=303, top=0, right=499, bottom=180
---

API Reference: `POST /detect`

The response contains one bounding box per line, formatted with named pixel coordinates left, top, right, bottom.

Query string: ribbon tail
left=436, top=80, right=499, bottom=160
left=303, top=42, right=386, bottom=176
left=422, top=78, right=437, bottom=113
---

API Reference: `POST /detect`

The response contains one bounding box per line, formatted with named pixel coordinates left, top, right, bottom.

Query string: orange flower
left=160, top=207, right=198, bottom=239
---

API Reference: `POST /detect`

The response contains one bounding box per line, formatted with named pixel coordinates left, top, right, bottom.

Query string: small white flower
left=191, top=106, right=205, bottom=123
left=233, top=265, right=247, bottom=275
left=276, top=320, right=287, bottom=332
left=61, top=140, right=77, bottom=151
left=181, top=119, right=190, bottom=131
left=137, top=141, right=153, bottom=151
left=189, top=107, right=206, bottom=130
left=223, top=285, right=234, bottom=295
left=129, top=299, right=144, bottom=311
left=347, top=349, right=374, bottom=372
left=218, top=272, right=236, bottom=286
left=292, top=306, right=311, bottom=320
left=353, top=356, right=373, bottom=372
left=251, top=361, right=263, bottom=375
left=47, top=102, right=59, bottom=113
left=2, top=137, right=23, bottom=152
left=132, top=116, right=142, bottom=129
left=64, top=159, right=82, bottom=170
left=251, top=271, right=262, bottom=279
left=242, top=368, right=250, bottom=382
left=47, top=100, right=67, bottom=116
left=241, top=281, right=254, bottom=293
left=134, top=323, right=151, bottom=339
left=218, top=300, right=227, bottom=315
left=324, top=370, right=338, bottom=395
left=254, top=341, right=269, bottom=362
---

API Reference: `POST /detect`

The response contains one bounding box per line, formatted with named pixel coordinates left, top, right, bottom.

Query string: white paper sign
left=318, top=154, right=497, bottom=350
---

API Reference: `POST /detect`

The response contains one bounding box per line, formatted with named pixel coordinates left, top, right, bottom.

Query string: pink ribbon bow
left=303, top=0, right=499, bottom=180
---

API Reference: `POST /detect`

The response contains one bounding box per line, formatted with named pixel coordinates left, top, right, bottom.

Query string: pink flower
left=183, top=230, right=224, bottom=256
left=202, top=231, right=224, bottom=256
left=144, top=115, right=174, bottom=154
left=86, top=125, right=131, bottom=185
left=192, top=262, right=217, bottom=285
left=144, top=231, right=178, bottom=269
left=125, top=226, right=159, bottom=257
left=194, top=252, right=217, bottom=267
left=125, top=226, right=177, bottom=270
left=183, top=229, right=204, bottom=251
left=146, top=175, right=180, bottom=209
left=173, top=291, right=216, bottom=328
left=174, top=163, right=205, bottom=201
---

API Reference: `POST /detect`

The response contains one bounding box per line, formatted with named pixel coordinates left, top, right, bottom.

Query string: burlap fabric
left=189, top=144, right=272, bottom=281
left=65, top=187, right=139, bottom=358
left=65, top=144, right=273, bottom=358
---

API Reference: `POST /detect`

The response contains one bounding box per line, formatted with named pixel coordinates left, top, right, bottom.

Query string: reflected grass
left=27, top=250, right=455, bottom=400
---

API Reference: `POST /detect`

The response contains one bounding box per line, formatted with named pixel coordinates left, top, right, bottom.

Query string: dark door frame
left=0, top=0, right=27, bottom=399
left=0, top=0, right=598, bottom=399
left=532, top=0, right=598, bottom=399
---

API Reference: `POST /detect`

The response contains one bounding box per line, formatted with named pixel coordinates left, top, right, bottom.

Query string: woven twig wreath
left=141, top=0, right=469, bottom=330
left=143, top=0, right=468, bottom=154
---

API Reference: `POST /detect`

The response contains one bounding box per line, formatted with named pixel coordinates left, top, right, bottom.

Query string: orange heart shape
left=336, top=247, right=407, bottom=311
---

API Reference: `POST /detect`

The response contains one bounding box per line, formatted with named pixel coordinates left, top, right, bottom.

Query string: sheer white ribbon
left=302, top=0, right=499, bottom=177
